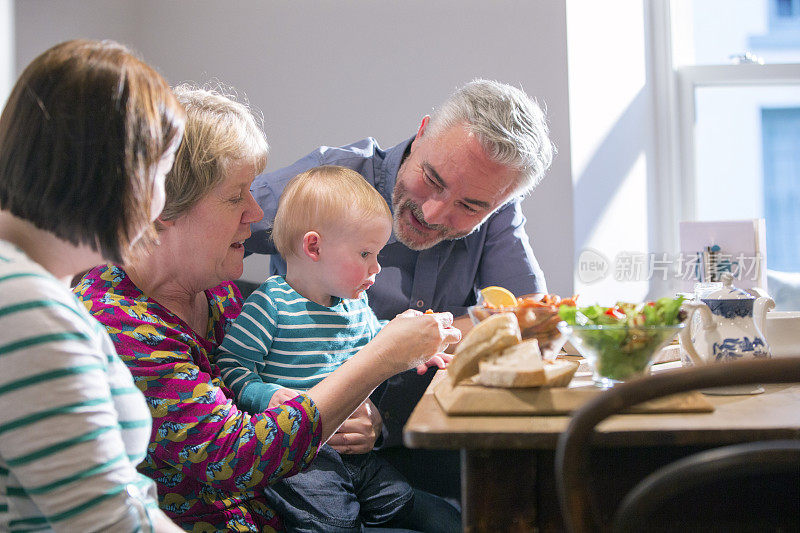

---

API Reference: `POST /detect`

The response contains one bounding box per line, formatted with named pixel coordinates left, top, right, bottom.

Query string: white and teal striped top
left=0, top=240, right=158, bottom=532
left=217, top=275, right=386, bottom=414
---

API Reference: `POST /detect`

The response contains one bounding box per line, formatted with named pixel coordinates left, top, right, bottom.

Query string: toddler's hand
left=415, top=353, right=454, bottom=375
left=268, top=387, right=302, bottom=409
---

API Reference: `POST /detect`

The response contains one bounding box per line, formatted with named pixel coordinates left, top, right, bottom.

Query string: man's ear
left=409, top=115, right=431, bottom=154
left=415, top=115, right=430, bottom=140
left=302, top=231, right=322, bottom=262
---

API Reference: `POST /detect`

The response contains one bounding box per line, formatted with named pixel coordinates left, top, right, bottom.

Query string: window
left=749, top=0, right=800, bottom=50
left=762, top=107, right=800, bottom=271
left=661, top=1, right=800, bottom=277
left=776, top=0, right=794, bottom=18
left=648, top=0, right=800, bottom=308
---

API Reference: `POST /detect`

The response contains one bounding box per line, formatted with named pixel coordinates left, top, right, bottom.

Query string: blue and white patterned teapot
left=679, top=273, right=775, bottom=365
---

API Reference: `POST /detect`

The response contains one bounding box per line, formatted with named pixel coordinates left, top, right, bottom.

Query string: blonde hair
left=160, top=83, right=268, bottom=221
left=272, top=165, right=391, bottom=258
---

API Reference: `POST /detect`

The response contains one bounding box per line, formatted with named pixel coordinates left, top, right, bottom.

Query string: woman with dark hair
left=0, top=39, right=185, bottom=532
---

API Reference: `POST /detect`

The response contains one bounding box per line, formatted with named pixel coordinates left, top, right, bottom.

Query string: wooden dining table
left=402, top=362, right=800, bottom=532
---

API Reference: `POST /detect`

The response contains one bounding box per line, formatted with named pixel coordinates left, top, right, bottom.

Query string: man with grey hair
left=245, top=78, right=554, bottom=500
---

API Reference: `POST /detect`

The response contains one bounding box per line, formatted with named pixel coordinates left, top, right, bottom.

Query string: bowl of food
left=468, top=286, right=576, bottom=361
left=558, top=298, right=687, bottom=387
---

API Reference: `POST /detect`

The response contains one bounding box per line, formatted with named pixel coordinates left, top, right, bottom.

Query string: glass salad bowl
left=564, top=323, right=685, bottom=387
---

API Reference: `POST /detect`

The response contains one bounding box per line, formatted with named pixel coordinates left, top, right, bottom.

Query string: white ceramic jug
left=679, top=273, right=775, bottom=365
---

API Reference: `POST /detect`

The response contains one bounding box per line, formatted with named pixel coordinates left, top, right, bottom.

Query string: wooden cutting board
left=434, top=376, right=714, bottom=416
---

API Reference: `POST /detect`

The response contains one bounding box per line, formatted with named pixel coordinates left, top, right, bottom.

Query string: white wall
left=13, top=0, right=575, bottom=295
left=566, top=0, right=657, bottom=305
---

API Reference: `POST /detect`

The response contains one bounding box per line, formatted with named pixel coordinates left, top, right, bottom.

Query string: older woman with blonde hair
left=76, top=85, right=460, bottom=532
left=0, top=39, right=185, bottom=532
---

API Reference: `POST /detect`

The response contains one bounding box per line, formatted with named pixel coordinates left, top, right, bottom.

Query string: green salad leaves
left=558, top=296, right=686, bottom=328
left=558, top=297, right=686, bottom=382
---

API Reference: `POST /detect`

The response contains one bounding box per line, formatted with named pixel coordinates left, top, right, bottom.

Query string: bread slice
left=449, top=312, right=521, bottom=385
left=478, top=339, right=544, bottom=388
left=542, top=358, right=580, bottom=387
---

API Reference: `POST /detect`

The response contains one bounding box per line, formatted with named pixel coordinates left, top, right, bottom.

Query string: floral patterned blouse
left=74, top=265, right=321, bottom=532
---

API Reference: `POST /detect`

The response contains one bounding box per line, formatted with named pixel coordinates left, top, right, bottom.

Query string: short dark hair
left=0, top=39, right=185, bottom=263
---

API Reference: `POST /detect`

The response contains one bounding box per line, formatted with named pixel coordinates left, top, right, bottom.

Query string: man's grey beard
left=391, top=197, right=475, bottom=251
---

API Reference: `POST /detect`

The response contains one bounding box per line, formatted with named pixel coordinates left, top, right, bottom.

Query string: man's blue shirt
left=246, top=136, right=547, bottom=321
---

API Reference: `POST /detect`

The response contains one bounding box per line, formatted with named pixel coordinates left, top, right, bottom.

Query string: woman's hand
left=327, top=398, right=382, bottom=454
left=371, top=310, right=462, bottom=374
left=307, top=310, right=460, bottom=443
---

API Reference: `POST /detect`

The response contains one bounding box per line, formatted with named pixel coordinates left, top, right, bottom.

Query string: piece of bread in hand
left=450, top=312, right=521, bottom=385
left=478, top=338, right=544, bottom=388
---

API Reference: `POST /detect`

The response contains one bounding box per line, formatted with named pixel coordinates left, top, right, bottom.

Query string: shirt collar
left=381, top=135, right=415, bottom=246
left=379, top=135, right=414, bottom=209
